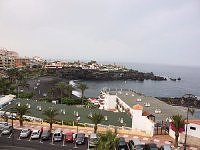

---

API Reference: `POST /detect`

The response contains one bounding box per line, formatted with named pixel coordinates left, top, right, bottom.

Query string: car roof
left=32, top=129, right=40, bottom=132
left=163, top=144, right=172, bottom=150
left=90, top=133, right=97, bottom=138
left=77, top=133, right=85, bottom=137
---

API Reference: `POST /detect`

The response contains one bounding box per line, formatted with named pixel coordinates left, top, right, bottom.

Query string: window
left=190, top=126, right=196, bottom=130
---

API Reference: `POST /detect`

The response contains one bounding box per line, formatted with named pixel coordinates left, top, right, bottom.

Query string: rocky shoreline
left=54, top=67, right=167, bottom=81
left=157, top=97, right=200, bottom=109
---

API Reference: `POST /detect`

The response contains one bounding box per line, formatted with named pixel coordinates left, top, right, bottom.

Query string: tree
left=48, top=87, right=55, bottom=100
left=14, top=104, right=29, bottom=127
left=6, top=68, right=18, bottom=83
left=97, top=130, right=118, bottom=150
left=43, top=108, right=58, bottom=132
left=88, top=112, right=104, bottom=133
left=0, top=77, right=12, bottom=95
left=56, top=82, right=66, bottom=104
left=78, top=82, right=88, bottom=104
left=65, top=84, right=73, bottom=98
left=171, top=114, right=185, bottom=148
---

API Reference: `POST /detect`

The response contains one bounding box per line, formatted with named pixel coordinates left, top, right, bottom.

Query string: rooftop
left=3, top=99, right=132, bottom=127
left=107, top=89, right=195, bottom=122
left=188, top=120, right=200, bottom=125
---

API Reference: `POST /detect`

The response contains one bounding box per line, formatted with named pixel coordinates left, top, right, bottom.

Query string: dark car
left=41, top=129, right=51, bottom=140
left=118, top=137, right=127, bottom=150
left=75, top=133, right=85, bottom=145
left=145, top=143, right=158, bottom=150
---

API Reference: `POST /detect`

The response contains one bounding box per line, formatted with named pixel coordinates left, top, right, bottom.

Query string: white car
left=2, top=126, right=13, bottom=135
left=31, top=129, right=41, bottom=139
left=53, top=129, right=63, bottom=141
left=20, top=128, right=32, bottom=138
left=0, top=122, right=9, bottom=130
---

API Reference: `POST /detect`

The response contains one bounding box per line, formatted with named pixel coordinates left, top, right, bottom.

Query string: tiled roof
left=188, top=120, right=200, bottom=125
left=132, top=104, right=143, bottom=110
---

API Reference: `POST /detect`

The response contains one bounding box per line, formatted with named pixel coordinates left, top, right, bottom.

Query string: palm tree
left=97, top=130, right=118, bottom=150
left=43, top=108, right=58, bottom=132
left=48, top=87, right=55, bottom=100
left=171, top=114, right=185, bottom=148
left=14, top=104, right=29, bottom=127
left=78, top=82, right=88, bottom=104
left=88, top=112, right=104, bottom=133
left=65, top=84, right=73, bottom=98
left=56, top=82, right=66, bottom=104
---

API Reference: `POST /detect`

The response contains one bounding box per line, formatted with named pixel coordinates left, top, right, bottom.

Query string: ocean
left=80, top=63, right=200, bottom=119
left=83, top=63, right=200, bottom=98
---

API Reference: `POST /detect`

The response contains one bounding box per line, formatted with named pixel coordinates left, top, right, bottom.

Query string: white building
left=100, top=89, right=194, bottom=137
left=169, top=120, right=200, bottom=147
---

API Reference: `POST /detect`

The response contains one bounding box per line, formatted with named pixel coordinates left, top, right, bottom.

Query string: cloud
left=0, top=0, right=200, bottom=66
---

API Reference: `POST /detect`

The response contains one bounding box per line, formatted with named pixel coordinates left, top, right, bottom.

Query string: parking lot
left=0, top=129, right=88, bottom=150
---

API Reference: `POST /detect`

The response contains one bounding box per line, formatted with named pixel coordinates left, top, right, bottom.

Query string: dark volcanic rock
left=53, top=67, right=167, bottom=81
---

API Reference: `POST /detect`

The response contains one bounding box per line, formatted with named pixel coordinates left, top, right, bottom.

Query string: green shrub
left=62, top=97, right=82, bottom=105
left=18, top=92, right=33, bottom=99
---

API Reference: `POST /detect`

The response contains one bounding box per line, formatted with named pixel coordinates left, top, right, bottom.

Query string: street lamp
left=74, top=111, right=80, bottom=149
left=181, top=94, right=196, bottom=150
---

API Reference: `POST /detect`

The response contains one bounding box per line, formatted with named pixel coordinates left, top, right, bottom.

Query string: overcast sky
left=0, top=0, right=200, bottom=66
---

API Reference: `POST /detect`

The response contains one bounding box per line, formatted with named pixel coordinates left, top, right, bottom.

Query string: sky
left=0, top=0, right=200, bottom=66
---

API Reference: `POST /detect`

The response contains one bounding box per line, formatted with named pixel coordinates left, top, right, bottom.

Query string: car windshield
left=54, top=133, right=61, bottom=137
left=90, top=138, right=97, bottom=142
left=32, top=132, right=38, bottom=135
left=77, top=137, right=83, bottom=140
left=66, top=134, right=72, bottom=138
left=149, top=144, right=157, bottom=148
left=3, top=126, right=10, bottom=129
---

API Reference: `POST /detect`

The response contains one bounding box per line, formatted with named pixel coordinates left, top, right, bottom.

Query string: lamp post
left=74, top=111, right=80, bottom=149
left=181, top=94, right=196, bottom=150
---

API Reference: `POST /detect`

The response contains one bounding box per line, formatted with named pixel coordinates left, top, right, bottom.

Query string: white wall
left=132, top=109, right=154, bottom=136
left=169, top=123, right=200, bottom=141
left=186, top=123, right=200, bottom=138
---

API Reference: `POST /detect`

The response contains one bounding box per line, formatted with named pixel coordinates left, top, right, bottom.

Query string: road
left=0, top=129, right=88, bottom=150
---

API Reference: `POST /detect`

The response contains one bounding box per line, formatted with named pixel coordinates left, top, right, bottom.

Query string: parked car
left=134, top=144, right=145, bottom=150
left=20, top=128, right=32, bottom=138
left=64, top=132, right=74, bottom=142
left=53, top=129, right=63, bottom=141
left=0, top=122, right=9, bottom=130
left=89, top=133, right=98, bottom=147
left=145, top=143, right=158, bottom=150
left=160, top=144, right=172, bottom=150
left=41, top=129, right=51, bottom=140
left=118, top=137, right=127, bottom=150
left=75, top=133, right=85, bottom=145
left=2, top=126, right=13, bottom=135
left=31, top=129, right=42, bottom=139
